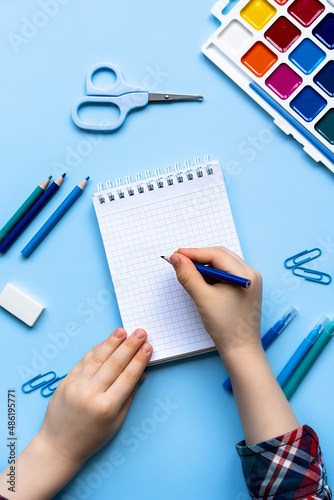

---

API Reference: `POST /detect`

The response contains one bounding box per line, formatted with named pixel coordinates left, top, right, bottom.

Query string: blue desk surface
left=1, top=1, right=334, bottom=499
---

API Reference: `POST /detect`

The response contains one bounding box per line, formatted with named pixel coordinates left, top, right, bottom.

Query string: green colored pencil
left=0, top=175, right=52, bottom=243
left=283, top=320, right=334, bottom=400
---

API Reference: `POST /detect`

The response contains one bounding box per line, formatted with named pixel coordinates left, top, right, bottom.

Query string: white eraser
left=0, top=283, right=45, bottom=327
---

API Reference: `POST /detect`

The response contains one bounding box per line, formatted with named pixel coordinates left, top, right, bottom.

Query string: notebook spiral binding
left=97, top=155, right=214, bottom=204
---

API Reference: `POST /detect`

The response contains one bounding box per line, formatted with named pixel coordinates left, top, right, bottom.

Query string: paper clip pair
left=22, top=371, right=67, bottom=397
left=284, top=248, right=331, bottom=285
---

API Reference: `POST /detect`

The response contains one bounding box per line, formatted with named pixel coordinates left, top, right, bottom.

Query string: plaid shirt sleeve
left=236, top=425, right=332, bottom=499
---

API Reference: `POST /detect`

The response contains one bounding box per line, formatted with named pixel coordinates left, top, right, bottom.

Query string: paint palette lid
left=203, top=0, right=334, bottom=172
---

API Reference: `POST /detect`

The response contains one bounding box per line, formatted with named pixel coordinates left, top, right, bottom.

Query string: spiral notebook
left=93, top=157, right=243, bottom=364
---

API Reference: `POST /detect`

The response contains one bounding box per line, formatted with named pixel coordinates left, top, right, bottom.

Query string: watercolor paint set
left=202, top=0, right=334, bottom=171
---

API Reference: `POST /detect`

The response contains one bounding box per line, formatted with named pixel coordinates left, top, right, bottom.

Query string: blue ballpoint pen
left=161, top=256, right=251, bottom=288
left=223, top=306, right=297, bottom=392
left=276, top=316, right=329, bottom=388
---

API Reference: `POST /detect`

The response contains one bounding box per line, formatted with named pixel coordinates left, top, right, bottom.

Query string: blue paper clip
left=22, top=371, right=57, bottom=393
left=284, top=248, right=322, bottom=269
left=40, top=374, right=67, bottom=397
left=292, top=267, right=332, bottom=285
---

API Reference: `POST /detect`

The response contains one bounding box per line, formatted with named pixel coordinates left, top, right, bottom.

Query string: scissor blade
left=148, top=93, right=203, bottom=102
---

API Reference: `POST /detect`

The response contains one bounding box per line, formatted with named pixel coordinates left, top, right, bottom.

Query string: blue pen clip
left=292, top=267, right=332, bottom=285
left=40, top=374, right=67, bottom=397
left=22, top=371, right=57, bottom=393
left=284, top=248, right=322, bottom=269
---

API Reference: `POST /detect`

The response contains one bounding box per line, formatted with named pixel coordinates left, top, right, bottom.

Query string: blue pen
left=261, top=306, right=297, bottom=350
left=21, top=177, right=89, bottom=258
left=223, top=306, right=297, bottom=392
left=161, top=257, right=251, bottom=288
left=277, top=316, right=329, bottom=388
left=0, top=175, right=66, bottom=254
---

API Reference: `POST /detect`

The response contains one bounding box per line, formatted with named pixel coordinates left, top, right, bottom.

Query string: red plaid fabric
left=237, top=425, right=331, bottom=499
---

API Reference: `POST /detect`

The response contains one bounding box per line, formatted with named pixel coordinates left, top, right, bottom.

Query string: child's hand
left=0, top=329, right=152, bottom=500
left=38, top=328, right=152, bottom=468
left=169, top=247, right=263, bottom=360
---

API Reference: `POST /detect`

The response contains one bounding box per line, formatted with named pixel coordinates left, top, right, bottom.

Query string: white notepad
left=93, top=158, right=243, bottom=364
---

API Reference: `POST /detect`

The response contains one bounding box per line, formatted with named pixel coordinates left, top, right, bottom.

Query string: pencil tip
left=48, top=175, right=52, bottom=180
left=161, top=256, right=165, bottom=259
left=62, top=173, right=66, bottom=178
left=85, top=176, right=90, bottom=181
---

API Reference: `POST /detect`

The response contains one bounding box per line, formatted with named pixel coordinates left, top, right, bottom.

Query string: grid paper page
left=93, top=161, right=243, bottom=364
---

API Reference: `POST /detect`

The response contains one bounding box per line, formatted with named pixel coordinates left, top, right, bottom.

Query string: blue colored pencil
left=277, top=316, right=329, bottom=388
left=0, top=175, right=66, bottom=254
left=21, top=177, right=89, bottom=257
left=161, top=256, right=251, bottom=288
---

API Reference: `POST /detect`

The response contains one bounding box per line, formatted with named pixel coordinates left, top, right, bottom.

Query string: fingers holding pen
left=176, top=247, right=248, bottom=274
left=174, top=247, right=261, bottom=287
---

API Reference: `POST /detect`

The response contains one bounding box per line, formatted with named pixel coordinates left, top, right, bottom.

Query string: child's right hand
left=169, top=247, right=263, bottom=360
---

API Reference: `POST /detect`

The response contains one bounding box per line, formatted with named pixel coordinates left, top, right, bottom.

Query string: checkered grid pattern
left=96, top=167, right=243, bottom=363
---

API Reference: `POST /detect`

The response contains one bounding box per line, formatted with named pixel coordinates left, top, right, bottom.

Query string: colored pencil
left=0, top=176, right=52, bottom=244
left=0, top=175, right=66, bottom=254
left=21, top=177, right=89, bottom=257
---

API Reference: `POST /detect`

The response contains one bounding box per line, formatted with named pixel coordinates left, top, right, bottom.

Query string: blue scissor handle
left=86, top=62, right=146, bottom=96
left=72, top=63, right=148, bottom=131
left=72, top=93, right=149, bottom=131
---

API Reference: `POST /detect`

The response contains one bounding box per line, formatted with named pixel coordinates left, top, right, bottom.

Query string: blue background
left=1, top=1, right=334, bottom=499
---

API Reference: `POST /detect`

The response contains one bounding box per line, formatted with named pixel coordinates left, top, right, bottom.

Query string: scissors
left=72, top=63, right=203, bottom=132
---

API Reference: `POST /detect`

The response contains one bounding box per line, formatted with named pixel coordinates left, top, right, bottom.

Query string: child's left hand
left=0, top=328, right=152, bottom=499
left=38, top=327, right=152, bottom=468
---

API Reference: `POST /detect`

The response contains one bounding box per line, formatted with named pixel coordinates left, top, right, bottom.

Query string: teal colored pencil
left=283, top=320, right=334, bottom=400
left=0, top=176, right=52, bottom=243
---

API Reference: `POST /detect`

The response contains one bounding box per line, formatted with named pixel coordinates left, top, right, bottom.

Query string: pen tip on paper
left=85, top=176, right=90, bottom=181
left=62, top=173, right=66, bottom=178
left=161, top=256, right=165, bottom=259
